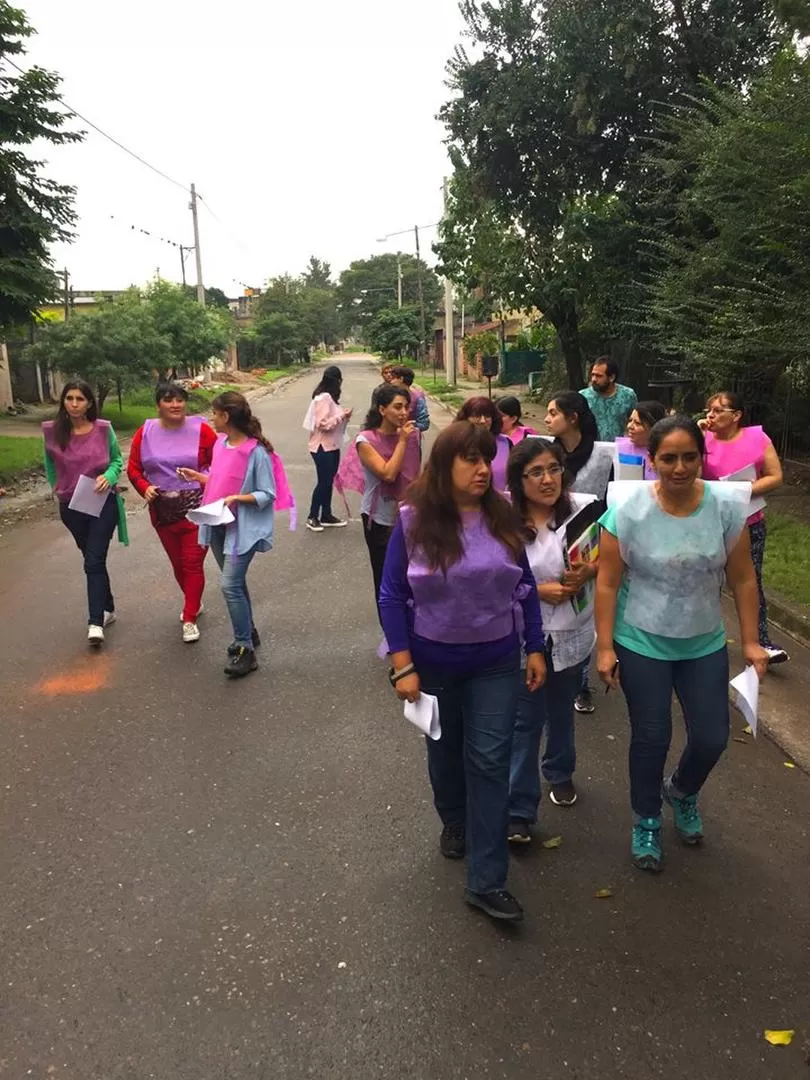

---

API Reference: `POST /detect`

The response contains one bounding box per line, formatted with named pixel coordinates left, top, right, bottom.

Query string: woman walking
left=595, top=416, right=768, bottom=873
left=304, top=365, right=352, bottom=533
left=497, top=395, right=538, bottom=445
left=700, top=392, right=788, bottom=665
left=178, top=392, right=275, bottom=678
left=456, top=397, right=513, bottom=492
left=336, top=383, right=419, bottom=616
left=379, top=422, right=546, bottom=922
left=127, top=382, right=217, bottom=643
left=506, top=440, right=598, bottom=835
left=614, top=400, right=667, bottom=479
left=42, top=380, right=128, bottom=645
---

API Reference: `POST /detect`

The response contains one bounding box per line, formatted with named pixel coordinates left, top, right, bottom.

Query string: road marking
left=36, top=654, right=112, bottom=696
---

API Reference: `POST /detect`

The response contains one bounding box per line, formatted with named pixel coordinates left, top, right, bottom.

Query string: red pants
left=154, top=519, right=207, bottom=622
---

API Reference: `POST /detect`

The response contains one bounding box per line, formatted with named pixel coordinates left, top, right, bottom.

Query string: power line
left=4, top=56, right=188, bottom=193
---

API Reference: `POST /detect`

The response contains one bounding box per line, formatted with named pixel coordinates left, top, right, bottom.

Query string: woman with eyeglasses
left=700, top=392, right=787, bottom=665
left=506, top=441, right=598, bottom=838
left=456, top=396, right=513, bottom=492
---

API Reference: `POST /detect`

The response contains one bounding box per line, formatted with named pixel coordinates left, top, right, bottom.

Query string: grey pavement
left=1, top=355, right=808, bottom=1080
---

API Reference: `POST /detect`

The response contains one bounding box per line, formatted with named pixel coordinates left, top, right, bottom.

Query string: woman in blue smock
left=595, top=416, right=768, bottom=873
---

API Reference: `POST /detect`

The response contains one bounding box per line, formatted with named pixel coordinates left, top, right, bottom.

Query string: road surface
left=1, top=355, right=808, bottom=1079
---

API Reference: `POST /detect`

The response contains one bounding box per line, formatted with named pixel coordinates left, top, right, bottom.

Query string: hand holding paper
left=68, top=473, right=109, bottom=518
left=186, top=499, right=236, bottom=527
left=404, top=693, right=441, bottom=741
left=730, top=665, right=760, bottom=737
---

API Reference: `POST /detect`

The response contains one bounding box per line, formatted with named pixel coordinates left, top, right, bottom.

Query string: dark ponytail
left=212, top=391, right=274, bottom=454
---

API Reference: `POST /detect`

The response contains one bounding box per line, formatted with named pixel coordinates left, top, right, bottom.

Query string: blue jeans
left=60, top=494, right=118, bottom=625
left=509, top=658, right=581, bottom=822
left=616, top=643, right=730, bottom=819
left=309, top=447, right=340, bottom=520
left=209, top=527, right=259, bottom=647
left=420, top=657, right=520, bottom=895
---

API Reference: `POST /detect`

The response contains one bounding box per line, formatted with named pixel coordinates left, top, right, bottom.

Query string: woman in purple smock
left=456, top=396, right=513, bottom=493
left=378, top=422, right=547, bottom=923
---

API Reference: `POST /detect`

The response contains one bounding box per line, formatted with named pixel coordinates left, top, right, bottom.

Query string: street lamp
left=377, top=223, right=441, bottom=369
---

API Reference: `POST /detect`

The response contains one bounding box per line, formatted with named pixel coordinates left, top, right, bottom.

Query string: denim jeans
left=615, top=642, right=730, bottom=819
left=420, top=656, right=520, bottom=895
left=509, top=658, right=581, bottom=822
left=209, top=527, right=259, bottom=647
left=309, top=447, right=340, bottom=520
left=60, top=494, right=118, bottom=625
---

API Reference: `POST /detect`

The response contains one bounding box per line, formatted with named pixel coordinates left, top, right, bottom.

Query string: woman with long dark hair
left=304, top=365, right=352, bottom=532
left=127, top=381, right=217, bottom=643
left=335, top=383, right=419, bottom=617
left=456, top=396, right=513, bottom=492
left=379, top=422, right=546, bottom=923
left=177, top=392, right=275, bottom=678
left=505, top=440, right=598, bottom=836
left=497, top=395, right=538, bottom=445
left=42, top=380, right=128, bottom=645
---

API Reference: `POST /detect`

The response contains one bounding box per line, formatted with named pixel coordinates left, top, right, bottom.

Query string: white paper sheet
left=68, top=473, right=108, bottom=518
left=730, top=665, right=760, bottom=737
left=719, top=464, right=766, bottom=516
left=404, top=693, right=442, bottom=740
left=186, top=499, right=236, bottom=527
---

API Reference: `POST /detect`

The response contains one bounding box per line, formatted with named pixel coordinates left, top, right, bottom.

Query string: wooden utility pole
left=189, top=183, right=205, bottom=306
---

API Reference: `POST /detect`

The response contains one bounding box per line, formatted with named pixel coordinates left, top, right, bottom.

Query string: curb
left=762, top=593, right=810, bottom=651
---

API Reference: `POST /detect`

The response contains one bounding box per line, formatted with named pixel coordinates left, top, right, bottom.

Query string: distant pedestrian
left=614, top=400, right=668, bottom=480
left=388, top=366, right=430, bottom=432
left=700, top=391, right=788, bottom=665
left=127, top=381, right=217, bottom=643
left=456, top=396, right=512, bottom=492
left=595, top=415, right=768, bottom=873
left=379, top=421, right=546, bottom=923
left=42, top=380, right=128, bottom=646
left=580, top=357, right=638, bottom=442
left=506, top=440, right=598, bottom=839
left=497, top=395, right=538, bottom=445
left=303, top=365, right=352, bottom=533
left=381, top=363, right=395, bottom=384
left=336, top=384, right=419, bottom=619
left=177, top=392, right=275, bottom=679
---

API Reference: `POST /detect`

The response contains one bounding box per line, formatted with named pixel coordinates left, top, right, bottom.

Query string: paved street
left=1, top=355, right=808, bottom=1080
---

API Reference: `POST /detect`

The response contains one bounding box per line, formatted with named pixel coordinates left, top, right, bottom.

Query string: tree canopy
left=336, top=253, right=441, bottom=344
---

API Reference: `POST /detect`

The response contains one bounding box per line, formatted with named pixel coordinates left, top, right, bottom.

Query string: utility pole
left=396, top=255, right=403, bottom=309
left=442, top=179, right=456, bottom=385
left=414, top=226, right=427, bottom=371
left=189, top=183, right=205, bottom=307
left=62, top=268, right=70, bottom=320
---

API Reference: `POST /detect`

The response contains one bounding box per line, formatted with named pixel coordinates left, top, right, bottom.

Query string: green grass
left=0, top=436, right=45, bottom=482
left=257, top=369, right=289, bottom=383
left=762, top=512, right=810, bottom=608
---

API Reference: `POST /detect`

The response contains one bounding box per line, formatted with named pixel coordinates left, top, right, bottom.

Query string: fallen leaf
left=743, top=725, right=753, bottom=735
left=594, top=888, right=613, bottom=899
left=733, top=737, right=749, bottom=745
left=784, top=762, right=797, bottom=769
left=542, top=835, right=563, bottom=849
left=764, top=1030, right=795, bottom=1046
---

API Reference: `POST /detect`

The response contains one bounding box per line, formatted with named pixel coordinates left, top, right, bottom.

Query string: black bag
left=153, top=488, right=201, bottom=526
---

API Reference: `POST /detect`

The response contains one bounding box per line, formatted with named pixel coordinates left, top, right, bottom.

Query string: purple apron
left=140, top=416, right=204, bottom=491
left=42, top=419, right=111, bottom=503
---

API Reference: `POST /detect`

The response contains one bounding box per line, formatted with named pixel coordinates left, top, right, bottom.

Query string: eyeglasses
left=523, top=465, right=564, bottom=480
left=705, top=407, right=737, bottom=416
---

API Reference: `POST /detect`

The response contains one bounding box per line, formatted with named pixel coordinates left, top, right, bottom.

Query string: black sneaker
left=320, top=515, right=348, bottom=528
left=574, top=689, right=595, bottom=714
left=224, top=647, right=258, bottom=678
left=227, top=627, right=261, bottom=657
left=465, top=888, right=524, bottom=922
left=508, top=819, right=532, bottom=844
left=765, top=646, right=790, bottom=665
left=306, top=517, right=324, bottom=533
left=439, top=823, right=466, bottom=859
left=549, top=781, right=578, bottom=807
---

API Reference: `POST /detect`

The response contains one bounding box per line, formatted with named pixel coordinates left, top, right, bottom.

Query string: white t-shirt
left=356, top=434, right=398, bottom=527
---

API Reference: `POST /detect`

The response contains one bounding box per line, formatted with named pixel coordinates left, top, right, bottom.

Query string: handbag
left=153, top=488, right=202, bottom=526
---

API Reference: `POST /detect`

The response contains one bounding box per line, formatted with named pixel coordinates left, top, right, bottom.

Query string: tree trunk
left=97, top=382, right=110, bottom=414
left=547, top=303, right=585, bottom=389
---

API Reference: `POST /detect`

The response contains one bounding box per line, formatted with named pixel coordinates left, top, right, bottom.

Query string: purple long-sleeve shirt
left=378, top=517, right=545, bottom=675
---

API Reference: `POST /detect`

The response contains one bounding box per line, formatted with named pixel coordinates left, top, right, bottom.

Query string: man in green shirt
left=580, top=357, right=638, bottom=442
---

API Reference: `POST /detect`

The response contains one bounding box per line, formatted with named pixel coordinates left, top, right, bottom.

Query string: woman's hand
left=697, top=417, right=711, bottom=432
left=539, top=581, right=575, bottom=607
left=562, top=561, right=595, bottom=592
left=94, top=475, right=110, bottom=493
left=398, top=420, right=416, bottom=442
left=395, top=672, right=421, bottom=703
left=743, top=643, right=770, bottom=681
left=222, top=494, right=243, bottom=507
left=144, top=485, right=159, bottom=503
left=525, top=652, right=547, bottom=693
left=597, top=647, right=620, bottom=689
left=176, top=467, right=206, bottom=484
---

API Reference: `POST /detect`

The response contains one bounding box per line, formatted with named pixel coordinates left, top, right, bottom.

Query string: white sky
left=20, top=0, right=467, bottom=295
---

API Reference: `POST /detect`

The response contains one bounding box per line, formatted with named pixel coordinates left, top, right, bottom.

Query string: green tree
left=183, top=284, right=230, bottom=308
left=0, top=2, right=82, bottom=329
left=302, top=256, right=332, bottom=290
left=366, top=305, right=422, bottom=359
left=146, top=279, right=231, bottom=377
left=25, top=293, right=167, bottom=411
left=336, top=253, right=441, bottom=342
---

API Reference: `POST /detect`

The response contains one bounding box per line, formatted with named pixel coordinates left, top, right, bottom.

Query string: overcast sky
left=20, top=0, right=467, bottom=296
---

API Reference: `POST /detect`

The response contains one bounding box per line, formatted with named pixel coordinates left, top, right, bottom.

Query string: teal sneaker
left=631, top=817, right=663, bottom=872
left=663, top=779, right=704, bottom=845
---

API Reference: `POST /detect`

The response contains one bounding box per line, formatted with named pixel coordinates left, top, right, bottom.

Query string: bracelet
left=389, top=664, right=416, bottom=686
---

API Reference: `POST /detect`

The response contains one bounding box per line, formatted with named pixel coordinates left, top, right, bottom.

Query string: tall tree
left=147, top=280, right=231, bottom=377
left=0, top=2, right=82, bottom=329
left=336, top=253, right=441, bottom=340
left=302, top=256, right=332, bottom=290
left=366, top=305, right=422, bottom=360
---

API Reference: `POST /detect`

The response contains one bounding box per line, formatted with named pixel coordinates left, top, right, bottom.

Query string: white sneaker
left=87, top=625, right=104, bottom=645
left=182, top=621, right=201, bottom=643
left=103, top=610, right=116, bottom=627
left=765, top=646, right=790, bottom=664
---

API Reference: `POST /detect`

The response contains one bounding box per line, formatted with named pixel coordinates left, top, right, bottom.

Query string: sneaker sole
left=633, top=854, right=664, bottom=873
left=224, top=664, right=258, bottom=678
left=320, top=521, right=348, bottom=528
left=465, top=892, right=524, bottom=921
left=507, top=834, right=532, bottom=844
left=440, top=847, right=465, bottom=860
left=573, top=703, right=595, bottom=714
left=662, top=789, right=703, bottom=845
left=549, top=792, right=577, bottom=807
left=305, top=523, right=324, bottom=532
left=766, top=652, right=789, bottom=665
left=183, top=634, right=201, bottom=644
left=88, top=638, right=104, bottom=647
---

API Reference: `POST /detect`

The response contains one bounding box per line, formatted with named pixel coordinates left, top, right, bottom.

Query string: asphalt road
left=1, top=355, right=808, bottom=1080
